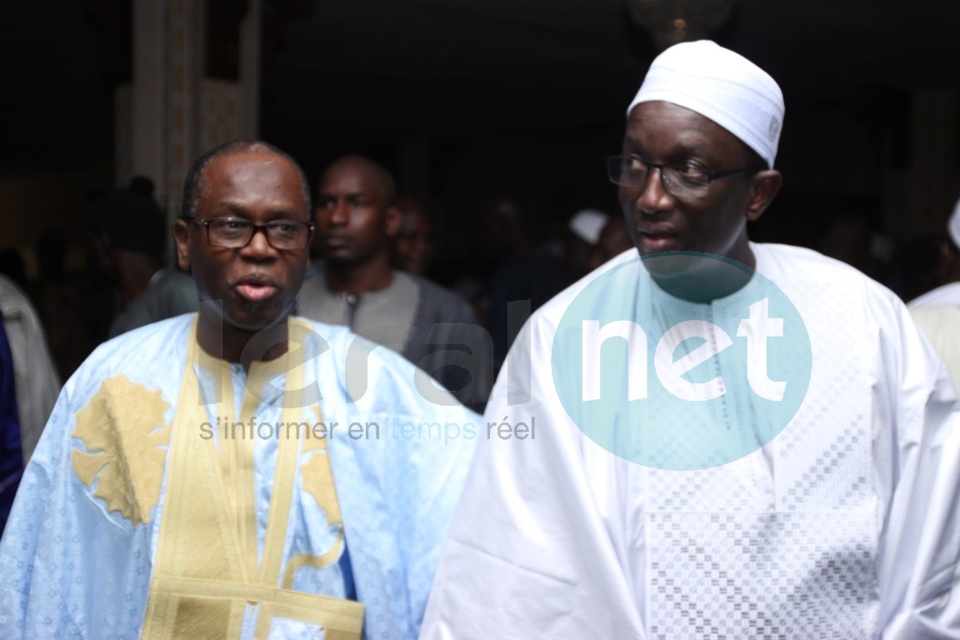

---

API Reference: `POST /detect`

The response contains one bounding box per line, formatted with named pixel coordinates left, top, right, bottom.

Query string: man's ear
left=939, top=236, right=958, bottom=284
left=745, top=169, right=782, bottom=222
left=385, top=205, right=402, bottom=238
left=173, top=219, right=192, bottom=272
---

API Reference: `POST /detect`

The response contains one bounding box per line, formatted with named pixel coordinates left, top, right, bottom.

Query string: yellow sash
left=141, top=319, right=364, bottom=639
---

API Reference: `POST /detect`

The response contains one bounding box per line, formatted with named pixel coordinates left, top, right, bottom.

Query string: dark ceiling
left=0, top=0, right=957, bottom=299
left=263, top=0, right=960, bottom=140
left=1, top=0, right=958, bottom=254
left=4, top=0, right=960, bottom=168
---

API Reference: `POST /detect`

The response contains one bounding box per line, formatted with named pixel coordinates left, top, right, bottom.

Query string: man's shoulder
left=754, top=243, right=896, bottom=296
left=111, top=271, right=198, bottom=337
left=81, top=315, right=193, bottom=375
left=290, top=315, right=359, bottom=347
left=296, top=273, right=336, bottom=320
left=528, top=244, right=904, bottom=328
left=908, top=281, right=960, bottom=310
left=911, top=303, right=960, bottom=331
left=151, top=268, right=198, bottom=305
left=408, top=273, right=477, bottom=322
left=56, top=315, right=193, bottom=411
left=298, top=273, right=330, bottom=299
left=291, top=315, right=410, bottom=369
left=755, top=243, right=863, bottom=275
left=754, top=244, right=916, bottom=348
left=409, top=273, right=466, bottom=303
left=0, top=274, right=40, bottom=322
left=293, top=314, right=477, bottom=415
left=0, top=274, right=28, bottom=304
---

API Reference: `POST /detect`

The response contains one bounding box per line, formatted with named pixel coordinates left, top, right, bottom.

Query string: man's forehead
left=319, top=163, right=382, bottom=197
left=201, top=150, right=306, bottom=208
left=206, top=149, right=294, bottom=184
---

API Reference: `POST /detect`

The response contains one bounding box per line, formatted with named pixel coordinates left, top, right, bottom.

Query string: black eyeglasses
left=186, top=217, right=314, bottom=250
left=607, top=155, right=762, bottom=199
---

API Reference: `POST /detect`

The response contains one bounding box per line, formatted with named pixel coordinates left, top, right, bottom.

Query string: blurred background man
left=87, top=176, right=197, bottom=339
left=299, top=155, right=492, bottom=410
left=389, top=196, right=435, bottom=277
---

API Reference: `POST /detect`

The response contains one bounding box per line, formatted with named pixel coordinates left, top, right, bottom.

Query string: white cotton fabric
left=627, top=40, right=785, bottom=168
left=911, top=304, right=960, bottom=389
left=422, top=243, right=960, bottom=639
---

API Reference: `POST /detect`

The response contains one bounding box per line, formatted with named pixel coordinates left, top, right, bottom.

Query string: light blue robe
left=0, top=314, right=479, bottom=639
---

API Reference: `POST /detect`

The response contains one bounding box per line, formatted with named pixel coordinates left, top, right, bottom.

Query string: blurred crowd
left=0, top=170, right=948, bottom=388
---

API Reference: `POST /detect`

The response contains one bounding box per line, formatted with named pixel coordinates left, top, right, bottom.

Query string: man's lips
left=639, top=230, right=679, bottom=252
left=323, top=235, right=350, bottom=249
left=234, top=278, right=278, bottom=302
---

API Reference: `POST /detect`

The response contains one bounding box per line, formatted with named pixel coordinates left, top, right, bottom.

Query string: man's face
left=314, top=163, right=396, bottom=266
left=391, top=205, right=434, bottom=275
left=174, top=149, right=310, bottom=331
left=619, top=101, right=767, bottom=268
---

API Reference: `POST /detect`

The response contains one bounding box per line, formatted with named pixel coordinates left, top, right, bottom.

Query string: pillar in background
left=114, top=0, right=260, bottom=223
left=884, top=89, right=960, bottom=238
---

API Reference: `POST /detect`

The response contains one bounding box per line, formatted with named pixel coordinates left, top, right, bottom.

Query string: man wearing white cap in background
left=564, top=208, right=610, bottom=281
left=421, top=41, right=960, bottom=638
left=909, top=198, right=960, bottom=310
left=569, top=208, right=608, bottom=246
left=909, top=198, right=960, bottom=386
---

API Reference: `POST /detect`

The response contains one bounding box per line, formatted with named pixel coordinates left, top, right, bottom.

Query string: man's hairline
left=316, top=156, right=397, bottom=211
left=183, top=142, right=312, bottom=220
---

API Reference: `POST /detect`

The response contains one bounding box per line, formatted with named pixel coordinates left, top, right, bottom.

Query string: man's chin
left=322, top=248, right=358, bottom=266
left=228, top=308, right=290, bottom=332
left=643, top=252, right=753, bottom=302
left=221, top=302, right=291, bottom=334
left=225, top=318, right=281, bottom=334
left=640, top=251, right=700, bottom=276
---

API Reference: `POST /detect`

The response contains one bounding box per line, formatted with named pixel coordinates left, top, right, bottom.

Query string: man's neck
left=647, top=246, right=756, bottom=303
left=651, top=269, right=754, bottom=303
left=325, top=255, right=395, bottom=297
left=196, top=307, right=289, bottom=373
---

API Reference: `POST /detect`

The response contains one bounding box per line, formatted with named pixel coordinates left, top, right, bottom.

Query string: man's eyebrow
left=622, top=137, right=715, bottom=162
left=219, top=203, right=251, bottom=217
left=218, top=203, right=298, bottom=219
left=317, top=191, right=365, bottom=200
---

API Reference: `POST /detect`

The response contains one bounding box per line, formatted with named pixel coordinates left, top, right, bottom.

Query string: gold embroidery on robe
left=301, top=450, right=343, bottom=527
left=71, top=374, right=171, bottom=528
left=141, top=319, right=364, bottom=639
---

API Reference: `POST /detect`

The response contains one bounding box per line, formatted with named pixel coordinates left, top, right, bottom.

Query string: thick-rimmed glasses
left=186, top=217, right=314, bottom=250
left=607, top=155, right=762, bottom=199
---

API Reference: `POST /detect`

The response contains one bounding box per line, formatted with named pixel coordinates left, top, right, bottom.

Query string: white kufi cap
left=627, top=40, right=784, bottom=168
left=949, top=197, right=960, bottom=248
left=569, top=209, right=608, bottom=245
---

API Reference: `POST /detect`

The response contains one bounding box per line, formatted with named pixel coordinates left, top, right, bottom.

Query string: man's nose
left=329, top=201, right=349, bottom=224
left=241, top=225, right=275, bottom=255
left=635, top=167, right=675, bottom=215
